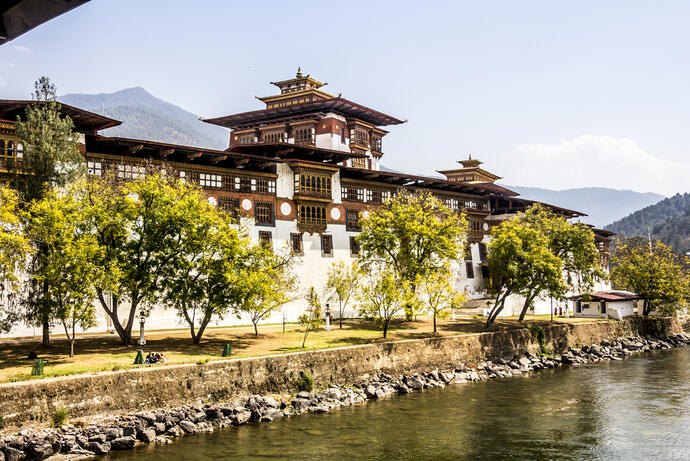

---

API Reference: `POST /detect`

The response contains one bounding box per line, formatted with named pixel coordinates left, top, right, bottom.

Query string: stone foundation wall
left=0, top=317, right=681, bottom=428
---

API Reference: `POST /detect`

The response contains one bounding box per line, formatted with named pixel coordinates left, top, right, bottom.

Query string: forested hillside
left=60, top=87, right=229, bottom=150
left=606, top=193, right=690, bottom=255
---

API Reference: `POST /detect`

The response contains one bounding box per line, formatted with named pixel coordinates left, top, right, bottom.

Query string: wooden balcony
left=297, top=216, right=327, bottom=234
left=294, top=134, right=316, bottom=146
left=350, top=138, right=369, bottom=149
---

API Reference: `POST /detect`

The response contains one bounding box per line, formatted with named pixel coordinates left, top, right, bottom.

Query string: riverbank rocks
left=2, top=331, right=689, bottom=460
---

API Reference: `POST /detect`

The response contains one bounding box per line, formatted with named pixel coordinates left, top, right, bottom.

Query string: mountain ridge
left=500, top=185, right=665, bottom=228
left=605, top=193, right=690, bottom=255
left=59, top=87, right=229, bottom=150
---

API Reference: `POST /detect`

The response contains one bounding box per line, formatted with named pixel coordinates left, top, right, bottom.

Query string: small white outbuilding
left=570, top=291, right=641, bottom=320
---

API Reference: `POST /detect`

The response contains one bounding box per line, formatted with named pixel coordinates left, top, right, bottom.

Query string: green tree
left=13, top=77, right=84, bottom=203
left=0, top=186, right=32, bottom=333
left=611, top=237, right=689, bottom=316
left=517, top=204, right=605, bottom=320
left=357, top=191, right=467, bottom=320
left=358, top=265, right=414, bottom=338
left=234, top=245, right=296, bottom=336
left=485, top=215, right=564, bottom=326
left=326, top=261, right=360, bottom=329
left=25, top=185, right=112, bottom=356
left=14, top=77, right=84, bottom=347
left=162, top=196, right=248, bottom=343
left=298, top=287, right=324, bottom=348
left=84, top=171, right=216, bottom=344
left=416, top=264, right=466, bottom=333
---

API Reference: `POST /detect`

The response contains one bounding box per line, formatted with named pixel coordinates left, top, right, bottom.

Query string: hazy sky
left=1, top=0, right=689, bottom=196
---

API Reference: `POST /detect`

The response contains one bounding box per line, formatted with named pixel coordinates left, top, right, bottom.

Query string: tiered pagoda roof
left=203, top=69, right=405, bottom=129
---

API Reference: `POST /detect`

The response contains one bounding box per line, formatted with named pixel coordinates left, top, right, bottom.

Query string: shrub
left=296, top=372, right=314, bottom=392
left=52, top=406, right=68, bottom=427
left=112, top=364, right=124, bottom=372
left=530, top=324, right=551, bottom=355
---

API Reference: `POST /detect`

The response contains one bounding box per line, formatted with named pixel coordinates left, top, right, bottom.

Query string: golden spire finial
left=296, top=66, right=303, bottom=78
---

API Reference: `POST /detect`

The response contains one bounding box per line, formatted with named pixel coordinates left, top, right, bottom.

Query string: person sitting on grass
left=144, top=352, right=158, bottom=364
left=155, top=352, right=168, bottom=363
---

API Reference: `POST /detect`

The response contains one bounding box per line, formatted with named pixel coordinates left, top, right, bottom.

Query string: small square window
left=465, top=261, right=474, bottom=279
left=345, top=210, right=360, bottom=231
left=259, top=231, right=272, bottom=249
left=479, top=243, right=488, bottom=261
left=219, top=197, right=240, bottom=221
left=321, top=235, right=333, bottom=256
left=255, top=201, right=274, bottom=226
left=349, top=236, right=359, bottom=256
left=290, top=232, right=303, bottom=255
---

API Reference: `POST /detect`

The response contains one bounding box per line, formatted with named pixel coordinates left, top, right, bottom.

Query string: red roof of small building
left=570, top=291, right=641, bottom=301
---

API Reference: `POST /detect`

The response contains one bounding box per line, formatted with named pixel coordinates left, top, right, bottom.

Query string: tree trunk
left=253, top=321, right=259, bottom=336
left=122, top=297, right=140, bottom=345
left=193, top=317, right=211, bottom=344
left=486, top=288, right=504, bottom=328
left=302, top=326, right=309, bottom=348
left=62, top=321, right=74, bottom=357
left=42, top=321, right=50, bottom=347
left=339, top=303, right=343, bottom=329
left=383, top=319, right=389, bottom=338
left=491, top=295, right=508, bottom=323
left=433, top=312, right=437, bottom=333
left=518, top=294, right=534, bottom=322
left=486, top=290, right=510, bottom=327
left=98, top=293, right=132, bottom=345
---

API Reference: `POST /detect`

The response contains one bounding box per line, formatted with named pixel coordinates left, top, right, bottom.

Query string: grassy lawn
left=0, top=315, right=602, bottom=383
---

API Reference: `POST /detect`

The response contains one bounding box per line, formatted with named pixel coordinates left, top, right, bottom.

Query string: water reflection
left=106, top=348, right=690, bottom=461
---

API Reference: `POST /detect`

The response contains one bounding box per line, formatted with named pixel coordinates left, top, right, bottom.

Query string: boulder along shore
left=2, top=331, right=689, bottom=461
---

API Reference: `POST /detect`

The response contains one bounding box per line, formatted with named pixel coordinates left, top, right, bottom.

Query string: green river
left=106, top=347, right=690, bottom=460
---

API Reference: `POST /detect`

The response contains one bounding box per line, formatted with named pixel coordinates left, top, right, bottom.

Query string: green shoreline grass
left=0, top=316, right=606, bottom=384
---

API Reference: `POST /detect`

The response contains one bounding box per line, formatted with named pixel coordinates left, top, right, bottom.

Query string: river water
left=107, top=347, right=690, bottom=461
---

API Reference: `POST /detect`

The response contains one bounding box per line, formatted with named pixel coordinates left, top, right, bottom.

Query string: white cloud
left=511, top=135, right=688, bottom=196
left=12, top=45, right=30, bottom=54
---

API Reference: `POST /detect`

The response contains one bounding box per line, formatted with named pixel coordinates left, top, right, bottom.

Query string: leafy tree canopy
left=358, top=265, right=414, bottom=338
left=486, top=204, right=604, bottom=325
left=326, top=261, right=361, bottom=329
left=416, top=264, right=466, bottom=333
left=357, top=191, right=467, bottom=283
left=84, top=170, right=220, bottom=344
left=611, top=237, right=689, bottom=316
left=25, top=184, right=113, bottom=356
left=14, top=77, right=83, bottom=203
left=0, top=186, right=32, bottom=333
left=161, top=191, right=248, bottom=343
left=234, top=245, right=297, bottom=336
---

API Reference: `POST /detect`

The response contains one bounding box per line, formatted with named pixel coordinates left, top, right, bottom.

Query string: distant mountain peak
left=113, top=86, right=151, bottom=96
left=59, top=87, right=228, bottom=150
left=489, top=185, right=664, bottom=228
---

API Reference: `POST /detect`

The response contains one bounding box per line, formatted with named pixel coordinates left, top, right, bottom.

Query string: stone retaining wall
left=0, top=317, right=682, bottom=428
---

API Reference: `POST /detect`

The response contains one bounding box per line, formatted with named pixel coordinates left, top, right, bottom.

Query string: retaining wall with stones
left=0, top=317, right=682, bottom=428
